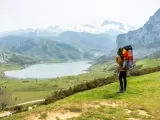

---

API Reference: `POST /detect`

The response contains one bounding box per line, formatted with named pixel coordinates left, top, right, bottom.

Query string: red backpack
left=122, top=45, right=133, bottom=69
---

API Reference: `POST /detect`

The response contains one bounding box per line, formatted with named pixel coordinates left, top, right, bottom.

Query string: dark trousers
left=119, top=71, right=127, bottom=90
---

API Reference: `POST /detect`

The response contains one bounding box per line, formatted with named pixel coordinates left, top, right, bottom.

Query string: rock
left=28, top=106, right=32, bottom=110
left=116, top=8, right=160, bottom=58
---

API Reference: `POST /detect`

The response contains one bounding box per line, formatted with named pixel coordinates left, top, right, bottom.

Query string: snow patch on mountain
left=47, top=21, right=136, bottom=35
left=1, top=20, right=135, bottom=38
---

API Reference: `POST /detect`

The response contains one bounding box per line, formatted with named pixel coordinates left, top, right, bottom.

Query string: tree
left=0, top=87, right=12, bottom=110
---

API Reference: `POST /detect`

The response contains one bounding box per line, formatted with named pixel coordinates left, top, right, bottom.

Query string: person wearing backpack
left=116, top=46, right=133, bottom=93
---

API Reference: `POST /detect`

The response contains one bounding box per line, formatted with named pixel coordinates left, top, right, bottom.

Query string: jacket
left=116, top=55, right=127, bottom=71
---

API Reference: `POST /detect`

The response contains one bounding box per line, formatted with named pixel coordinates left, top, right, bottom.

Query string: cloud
left=0, top=0, right=160, bottom=31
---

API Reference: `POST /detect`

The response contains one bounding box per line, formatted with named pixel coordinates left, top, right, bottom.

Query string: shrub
left=73, top=83, right=88, bottom=92
left=63, top=87, right=74, bottom=96
left=13, top=105, right=24, bottom=113
left=22, top=80, right=29, bottom=83
left=39, top=113, right=48, bottom=119
left=44, top=90, right=67, bottom=104
left=96, top=79, right=108, bottom=86
left=0, top=88, right=13, bottom=110
left=44, top=75, right=116, bottom=105
left=130, top=66, right=160, bottom=76
left=86, top=81, right=97, bottom=89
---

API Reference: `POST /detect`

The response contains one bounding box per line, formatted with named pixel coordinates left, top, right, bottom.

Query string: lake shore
left=3, top=61, right=92, bottom=79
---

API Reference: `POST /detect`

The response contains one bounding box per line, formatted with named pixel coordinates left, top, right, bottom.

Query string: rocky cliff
left=116, top=9, right=160, bottom=58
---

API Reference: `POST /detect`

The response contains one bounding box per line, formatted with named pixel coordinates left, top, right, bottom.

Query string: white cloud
left=0, top=0, right=160, bottom=31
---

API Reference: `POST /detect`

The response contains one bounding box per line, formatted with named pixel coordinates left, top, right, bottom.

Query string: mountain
left=56, top=31, right=114, bottom=56
left=117, top=8, right=160, bottom=58
left=47, top=21, right=135, bottom=35
left=0, top=20, right=135, bottom=63
left=101, top=20, right=135, bottom=34
left=0, top=36, right=93, bottom=63
left=3, top=20, right=135, bottom=37
left=0, top=32, right=111, bottom=60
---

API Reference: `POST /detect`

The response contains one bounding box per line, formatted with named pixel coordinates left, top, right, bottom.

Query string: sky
left=0, top=0, right=160, bottom=32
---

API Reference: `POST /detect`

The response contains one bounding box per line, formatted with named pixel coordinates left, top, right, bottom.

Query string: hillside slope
left=2, top=72, right=160, bottom=120
left=0, top=36, right=93, bottom=61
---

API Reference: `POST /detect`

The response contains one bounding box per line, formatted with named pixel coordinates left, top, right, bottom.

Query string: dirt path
left=26, top=100, right=152, bottom=120
left=0, top=111, right=12, bottom=118
left=0, top=99, right=45, bottom=118
left=16, top=99, right=45, bottom=106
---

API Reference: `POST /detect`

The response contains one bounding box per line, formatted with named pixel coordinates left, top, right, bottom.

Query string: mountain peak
left=147, top=8, right=160, bottom=24
left=101, top=20, right=135, bottom=33
left=1, top=21, right=135, bottom=37
left=101, top=20, right=122, bottom=26
left=155, top=8, right=160, bottom=16
left=82, top=24, right=96, bottom=29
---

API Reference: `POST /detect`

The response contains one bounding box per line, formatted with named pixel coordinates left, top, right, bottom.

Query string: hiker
left=116, top=48, right=128, bottom=93
left=116, top=45, right=133, bottom=93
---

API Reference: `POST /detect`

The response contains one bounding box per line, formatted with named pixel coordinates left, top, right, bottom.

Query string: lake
left=4, top=61, right=91, bottom=79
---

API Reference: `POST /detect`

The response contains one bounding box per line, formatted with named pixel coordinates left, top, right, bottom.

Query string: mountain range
left=3, top=21, right=135, bottom=37
left=0, top=20, right=135, bottom=64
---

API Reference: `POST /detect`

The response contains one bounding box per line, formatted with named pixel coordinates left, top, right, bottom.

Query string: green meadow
left=1, top=70, right=160, bottom=120
left=0, top=58, right=159, bottom=107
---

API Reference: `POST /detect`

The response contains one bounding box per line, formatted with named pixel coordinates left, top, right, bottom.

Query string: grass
left=2, top=72, right=160, bottom=120
left=136, top=58, right=160, bottom=69
left=0, top=58, right=158, bottom=108
left=0, top=58, right=158, bottom=105
left=0, top=64, right=21, bottom=72
left=89, top=60, right=115, bottom=72
left=0, top=63, right=113, bottom=104
left=39, top=113, right=48, bottom=119
left=0, top=71, right=112, bottom=104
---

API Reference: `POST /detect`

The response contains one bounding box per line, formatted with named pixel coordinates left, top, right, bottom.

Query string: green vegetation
left=0, top=63, right=113, bottom=105
left=39, top=113, right=48, bottom=119
left=0, top=71, right=112, bottom=105
left=136, top=59, right=160, bottom=69
left=2, top=72, right=160, bottom=120
left=0, top=64, right=21, bottom=79
left=89, top=60, right=115, bottom=72
left=0, top=37, right=92, bottom=61
left=0, top=64, right=21, bottom=72
left=8, top=54, right=40, bottom=66
left=0, top=87, right=13, bottom=110
left=44, top=75, right=115, bottom=105
left=0, top=58, right=159, bottom=105
left=0, top=58, right=158, bottom=105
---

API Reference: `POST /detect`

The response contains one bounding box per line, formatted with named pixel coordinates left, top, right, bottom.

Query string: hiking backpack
left=121, top=45, right=133, bottom=69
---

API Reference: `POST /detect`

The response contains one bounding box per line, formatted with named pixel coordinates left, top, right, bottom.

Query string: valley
left=0, top=4, right=160, bottom=120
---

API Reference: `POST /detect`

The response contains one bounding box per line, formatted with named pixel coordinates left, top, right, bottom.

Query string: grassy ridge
left=136, top=58, right=160, bottom=69
left=2, top=72, right=160, bottom=120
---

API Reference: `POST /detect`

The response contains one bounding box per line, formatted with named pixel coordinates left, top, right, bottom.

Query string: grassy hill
left=0, top=58, right=160, bottom=120
left=136, top=59, right=160, bottom=69
left=1, top=71, right=160, bottom=120
left=0, top=59, right=159, bottom=105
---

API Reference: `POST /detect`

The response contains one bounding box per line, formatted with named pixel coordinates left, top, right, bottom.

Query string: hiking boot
left=117, top=90, right=124, bottom=94
left=123, top=88, right=126, bottom=92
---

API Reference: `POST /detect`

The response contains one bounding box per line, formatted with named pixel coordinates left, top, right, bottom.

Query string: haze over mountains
left=0, top=20, right=135, bottom=64
left=1, top=6, right=160, bottom=64
left=3, top=20, right=135, bottom=36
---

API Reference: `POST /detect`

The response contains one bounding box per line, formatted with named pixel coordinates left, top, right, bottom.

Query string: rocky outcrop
left=116, top=9, right=160, bottom=58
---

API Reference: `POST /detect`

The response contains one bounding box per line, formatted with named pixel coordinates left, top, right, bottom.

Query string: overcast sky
left=0, top=0, right=160, bottom=32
